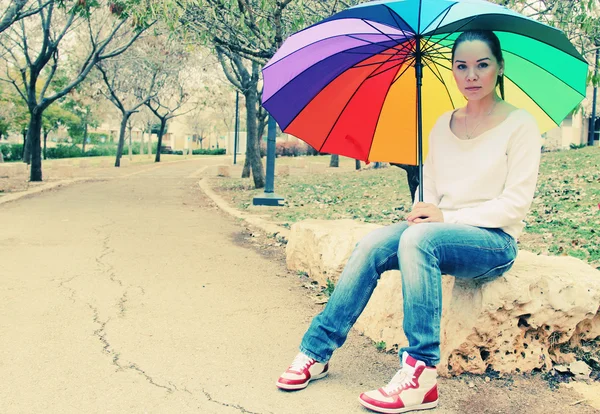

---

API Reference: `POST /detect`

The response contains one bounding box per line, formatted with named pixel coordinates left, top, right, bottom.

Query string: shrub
left=86, top=145, right=118, bottom=157
left=192, top=148, right=226, bottom=155
left=259, top=140, right=311, bottom=158
left=0, top=143, right=24, bottom=162
left=46, top=145, right=83, bottom=159
left=88, top=132, right=110, bottom=145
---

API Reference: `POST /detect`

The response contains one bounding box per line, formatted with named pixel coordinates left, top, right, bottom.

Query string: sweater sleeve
left=442, top=115, right=541, bottom=227
left=414, top=128, right=441, bottom=206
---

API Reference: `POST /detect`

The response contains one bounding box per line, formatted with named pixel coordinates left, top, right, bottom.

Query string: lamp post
left=589, top=45, right=599, bottom=146
left=252, top=116, right=284, bottom=206
left=233, top=90, right=239, bottom=164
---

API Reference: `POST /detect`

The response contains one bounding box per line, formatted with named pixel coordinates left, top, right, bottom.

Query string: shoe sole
left=275, top=371, right=329, bottom=391
left=358, top=398, right=438, bottom=414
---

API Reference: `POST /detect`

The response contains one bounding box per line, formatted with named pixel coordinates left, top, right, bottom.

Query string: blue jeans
left=299, top=222, right=517, bottom=367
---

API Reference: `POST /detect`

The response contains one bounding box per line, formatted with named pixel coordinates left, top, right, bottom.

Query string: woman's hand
left=405, top=202, right=444, bottom=225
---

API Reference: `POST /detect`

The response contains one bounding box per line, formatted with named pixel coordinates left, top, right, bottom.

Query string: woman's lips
left=465, top=87, right=481, bottom=91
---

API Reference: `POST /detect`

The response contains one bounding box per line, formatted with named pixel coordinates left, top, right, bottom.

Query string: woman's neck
left=465, top=93, right=501, bottom=116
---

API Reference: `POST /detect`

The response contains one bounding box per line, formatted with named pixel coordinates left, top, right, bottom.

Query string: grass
left=213, top=147, right=600, bottom=269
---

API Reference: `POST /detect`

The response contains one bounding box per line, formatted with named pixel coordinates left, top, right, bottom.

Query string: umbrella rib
left=421, top=15, right=478, bottom=57
left=354, top=53, right=409, bottom=69
left=389, top=56, right=417, bottom=87
left=421, top=56, right=445, bottom=84
left=317, top=53, right=399, bottom=155
left=361, top=18, right=407, bottom=45
left=345, top=34, right=407, bottom=53
left=264, top=32, right=408, bottom=70
left=502, top=49, right=586, bottom=97
left=421, top=46, right=451, bottom=60
left=366, top=59, right=406, bottom=80
left=382, top=5, right=416, bottom=40
left=502, top=73, right=557, bottom=126
left=422, top=56, right=458, bottom=109
left=421, top=3, right=454, bottom=36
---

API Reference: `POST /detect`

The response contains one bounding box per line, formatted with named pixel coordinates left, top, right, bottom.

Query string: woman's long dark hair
left=451, top=30, right=505, bottom=100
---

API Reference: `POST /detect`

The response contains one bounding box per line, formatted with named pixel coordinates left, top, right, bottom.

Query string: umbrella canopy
left=262, top=0, right=588, bottom=166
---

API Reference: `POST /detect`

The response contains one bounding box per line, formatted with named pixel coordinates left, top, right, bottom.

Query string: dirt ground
left=0, top=157, right=598, bottom=414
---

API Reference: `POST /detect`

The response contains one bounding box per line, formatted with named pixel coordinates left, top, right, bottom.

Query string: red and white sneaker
left=276, top=352, right=329, bottom=390
left=359, top=352, right=438, bottom=413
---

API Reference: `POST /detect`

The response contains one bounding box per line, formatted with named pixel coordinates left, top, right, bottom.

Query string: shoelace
left=383, top=368, right=416, bottom=394
left=289, top=353, right=314, bottom=372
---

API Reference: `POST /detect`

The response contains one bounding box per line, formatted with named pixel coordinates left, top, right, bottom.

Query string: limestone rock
left=569, top=360, right=591, bottom=380
left=286, top=219, right=380, bottom=286
left=286, top=219, right=600, bottom=376
left=217, top=165, right=231, bottom=177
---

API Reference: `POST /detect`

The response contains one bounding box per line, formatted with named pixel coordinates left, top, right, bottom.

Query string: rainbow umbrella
left=261, top=0, right=588, bottom=200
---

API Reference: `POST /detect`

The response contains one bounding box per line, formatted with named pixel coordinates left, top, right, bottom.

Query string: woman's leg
left=300, top=222, right=410, bottom=363
left=398, top=223, right=517, bottom=366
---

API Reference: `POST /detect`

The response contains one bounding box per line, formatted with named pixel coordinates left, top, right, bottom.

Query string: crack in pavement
left=118, top=291, right=128, bottom=317
left=88, top=303, right=186, bottom=393
left=56, top=275, right=80, bottom=303
left=202, top=389, right=270, bottom=414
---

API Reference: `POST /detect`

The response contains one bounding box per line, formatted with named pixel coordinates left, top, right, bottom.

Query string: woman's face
left=452, top=39, right=503, bottom=101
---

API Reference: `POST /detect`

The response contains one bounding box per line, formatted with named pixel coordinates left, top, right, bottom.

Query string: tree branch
left=39, top=49, right=58, bottom=100
left=215, top=46, right=243, bottom=90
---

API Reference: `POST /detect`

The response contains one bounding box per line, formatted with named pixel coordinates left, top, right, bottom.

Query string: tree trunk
left=355, top=159, right=361, bottom=170
left=0, top=149, right=4, bottom=163
left=241, top=152, right=251, bottom=178
left=28, top=109, right=43, bottom=181
left=244, top=87, right=264, bottom=188
left=155, top=118, right=167, bottom=163
left=115, top=113, right=129, bottom=167
left=330, top=154, right=339, bottom=167
left=43, top=130, right=49, bottom=160
left=140, top=130, right=145, bottom=156
left=82, top=121, right=88, bottom=155
left=23, top=127, right=31, bottom=164
left=128, top=125, right=133, bottom=160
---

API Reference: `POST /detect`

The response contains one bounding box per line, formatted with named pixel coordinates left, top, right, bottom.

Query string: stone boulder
left=286, top=219, right=600, bottom=376
left=286, top=219, right=380, bottom=286
left=0, top=163, right=28, bottom=192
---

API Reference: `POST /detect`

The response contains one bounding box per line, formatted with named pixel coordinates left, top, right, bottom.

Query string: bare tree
left=215, top=46, right=266, bottom=187
left=0, top=0, right=48, bottom=34
left=96, top=54, right=162, bottom=167
left=146, top=81, right=195, bottom=162
left=0, top=0, right=154, bottom=181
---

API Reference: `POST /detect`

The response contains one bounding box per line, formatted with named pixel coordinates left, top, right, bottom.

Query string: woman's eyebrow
left=454, top=57, right=491, bottom=63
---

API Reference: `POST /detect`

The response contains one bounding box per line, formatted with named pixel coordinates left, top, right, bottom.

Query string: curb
left=198, top=177, right=290, bottom=241
left=0, top=178, right=103, bottom=206
left=0, top=161, right=176, bottom=207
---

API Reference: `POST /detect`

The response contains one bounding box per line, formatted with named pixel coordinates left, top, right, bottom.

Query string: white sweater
left=418, top=109, right=542, bottom=239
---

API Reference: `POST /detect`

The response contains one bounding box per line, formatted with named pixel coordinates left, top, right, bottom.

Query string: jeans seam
left=433, top=239, right=513, bottom=252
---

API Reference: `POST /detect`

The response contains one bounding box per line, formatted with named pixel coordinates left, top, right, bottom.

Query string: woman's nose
left=466, top=69, right=478, bottom=81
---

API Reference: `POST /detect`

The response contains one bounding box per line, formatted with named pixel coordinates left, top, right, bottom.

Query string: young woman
left=276, top=30, right=542, bottom=414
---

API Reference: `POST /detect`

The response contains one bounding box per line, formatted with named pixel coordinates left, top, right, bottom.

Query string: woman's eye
left=478, top=62, right=489, bottom=68
left=456, top=64, right=466, bottom=70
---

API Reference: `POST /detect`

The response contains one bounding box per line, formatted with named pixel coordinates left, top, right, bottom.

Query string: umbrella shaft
left=415, top=39, right=424, bottom=202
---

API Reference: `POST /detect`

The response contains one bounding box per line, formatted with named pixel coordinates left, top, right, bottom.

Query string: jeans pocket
left=474, top=260, right=515, bottom=282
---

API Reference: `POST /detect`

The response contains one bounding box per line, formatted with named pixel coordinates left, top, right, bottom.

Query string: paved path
left=1, top=157, right=597, bottom=414
left=0, top=158, right=401, bottom=414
